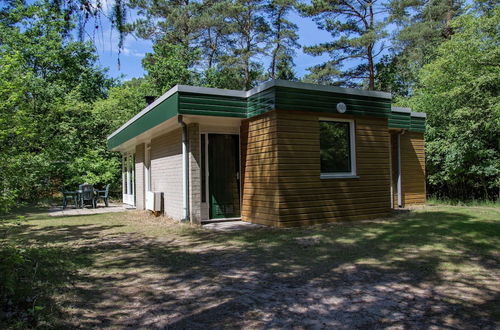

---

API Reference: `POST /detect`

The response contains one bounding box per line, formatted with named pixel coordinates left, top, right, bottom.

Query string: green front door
left=208, top=134, right=240, bottom=219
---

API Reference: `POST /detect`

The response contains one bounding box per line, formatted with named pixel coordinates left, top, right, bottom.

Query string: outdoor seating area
left=61, top=184, right=110, bottom=209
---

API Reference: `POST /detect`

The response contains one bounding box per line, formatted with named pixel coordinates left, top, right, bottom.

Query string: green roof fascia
left=274, top=86, right=392, bottom=117
left=247, top=88, right=276, bottom=117
left=178, top=92, right=247, bottom=118
left=107, top=81, right=401, bottom=150
left=388, top=110, right=411, bottom=129
left=410, top=114, right=426, bottom=133
left=388, top=107, right=426, bottom=132
left=107, top=92, right=179, bottom=150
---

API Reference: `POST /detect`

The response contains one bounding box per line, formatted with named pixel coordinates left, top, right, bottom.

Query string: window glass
left=320, top=121, right=352, bottom=173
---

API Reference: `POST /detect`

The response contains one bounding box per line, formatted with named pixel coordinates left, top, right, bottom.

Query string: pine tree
left=199, top=0, right=235, bottom=69
left=226, top=0, right=270, bottom=89
left=276, top=55, right=297, bottom=80
left=378, top=0, right=464, bottom=95
left=128, top=0, right=204, bottom=79
left=267, top=0, right=299, bottom=80
left=300, top=0, right=388, bottom=90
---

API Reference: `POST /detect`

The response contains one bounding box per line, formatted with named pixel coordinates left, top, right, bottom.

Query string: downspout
left=178, top=115, right=190, bottom=222
left=397, top=131, right=405, bottom=208
left=389, top=138, right=394, bottom=209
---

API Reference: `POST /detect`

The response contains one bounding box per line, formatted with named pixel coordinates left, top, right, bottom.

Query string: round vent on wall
left=336, top=102, right=347, bottom=113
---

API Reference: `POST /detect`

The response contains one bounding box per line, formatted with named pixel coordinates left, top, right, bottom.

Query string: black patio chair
left=60, top=187, right=78, bottom=209
left=95, top=184, right=110, bottom=207
left=78, top=184, right=96, bottom=208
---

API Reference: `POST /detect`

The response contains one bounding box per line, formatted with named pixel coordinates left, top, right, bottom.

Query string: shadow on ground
left=1, top=207, right=499, bottom=328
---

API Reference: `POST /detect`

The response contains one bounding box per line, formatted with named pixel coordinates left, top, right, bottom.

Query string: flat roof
left=391, top=106, right=427, bottom=118
left=108, top=80, right=393, bottom=140
left=391, top=106, right=411, bottom=114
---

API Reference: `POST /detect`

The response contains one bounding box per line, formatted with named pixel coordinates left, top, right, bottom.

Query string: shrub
left=0, top=243, right=89, bottom=328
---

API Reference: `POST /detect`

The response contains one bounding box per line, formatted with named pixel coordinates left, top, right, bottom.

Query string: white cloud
left=121, top=47, right=146, bottom=58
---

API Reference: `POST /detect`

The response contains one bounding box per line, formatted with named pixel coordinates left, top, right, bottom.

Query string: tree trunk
left=270, top=10, right=283, bottom=80
left=245, top=29, right=251, bottom=89
left=367, top=46, right=375, bottom=90
left=207, top=28, right=214, bottom=69
left=443, top=0, right=454, bottom=39
left=367, top=2, right=375, bottom=90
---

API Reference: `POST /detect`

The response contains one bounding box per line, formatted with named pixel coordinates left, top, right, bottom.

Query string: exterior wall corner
left=188, top=123, right=202, bottom=224
left=135, top=143, right=146, bottom=210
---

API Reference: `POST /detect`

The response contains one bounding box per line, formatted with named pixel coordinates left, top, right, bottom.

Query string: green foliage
left=0, top=241, right=90, bottom=328
left=0, top=0, right=497, bottom=216
left=198, top=0, right=235, bottom=69
left=217, top=0, right=271, bottom=89
left=92, top=78, right=153, bottom=133
left=374, top=55, right=413, bottom=96
left=300, top=0, right=388, bottom=89
left=409, top=8, right=500, bottom=200
left=379, top=0, right=464, bottom=96
left=202, top=66, right=250, bottom=90
left=129, top=0, right=273, bottom=91
left=275, top=55, right=297, bottom=80
left=128, top=0, right=205, bottom=92
left=0, top=0, right=133, bottom=213
left=142, top=42, right=199, bottom=94
left=427, top=196, right=500, bottom=207
left=67, top=150, right=121, bottom=187
left=267, top=0, right=299, bottom=80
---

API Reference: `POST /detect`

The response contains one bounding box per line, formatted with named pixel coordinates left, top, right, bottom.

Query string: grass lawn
left=1, top=205, right=499, bottom=328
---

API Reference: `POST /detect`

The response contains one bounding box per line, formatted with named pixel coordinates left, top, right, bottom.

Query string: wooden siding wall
left=400, top=132, right=426, bottom=205
left=240, top=112, right=280, bottom=226
left=274, top=111, right=392, bottom=227
left=241, top=110, right=393, bottom=227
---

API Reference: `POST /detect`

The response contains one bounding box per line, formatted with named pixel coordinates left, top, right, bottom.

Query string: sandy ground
left=55, top=218, right=499, bottom=329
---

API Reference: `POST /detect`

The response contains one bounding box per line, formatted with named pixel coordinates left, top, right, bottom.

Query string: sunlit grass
left=1, top=203, right=499, bottom=327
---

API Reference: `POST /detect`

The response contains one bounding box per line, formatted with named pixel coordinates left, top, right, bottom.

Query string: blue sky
left=92, top=9, right=336, bottom=82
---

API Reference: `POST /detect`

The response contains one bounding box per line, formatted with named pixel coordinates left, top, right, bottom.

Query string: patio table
left=78, top=184, right=97, bottom=208
left=61, top=190, right=79, bottom=209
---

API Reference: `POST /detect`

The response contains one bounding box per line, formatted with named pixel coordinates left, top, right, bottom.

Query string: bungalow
left=107, top=80, right=426, bottom=227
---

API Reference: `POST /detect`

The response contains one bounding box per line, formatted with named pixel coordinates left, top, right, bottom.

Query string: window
left=320, top=119, right=357, bottom=178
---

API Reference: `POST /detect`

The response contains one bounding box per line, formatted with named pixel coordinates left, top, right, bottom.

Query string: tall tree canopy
left=300, top=0, right=388, bottom=89
left=267, top=0, right=299, bottom=80
left=409, top=7, right=500, bottom=199
left=1, top=0, right=498, bottom=214
left=375, top=0, right=464, bottom=96
left=227, top=0, right=270, bottom=89
left=0, top=0, right=129, bottom=212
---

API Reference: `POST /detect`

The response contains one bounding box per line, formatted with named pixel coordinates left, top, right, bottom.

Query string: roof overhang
left=108, top=80, right=393, bottom=144
left=411, top=111, right=426, bottom=118
left=391, top=106, right=426, bottom=118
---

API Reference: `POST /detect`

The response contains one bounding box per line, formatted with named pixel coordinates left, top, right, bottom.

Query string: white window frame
left=122, top=151, right=136, bottom=206
left=319, top=117, right=358, bottom=179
